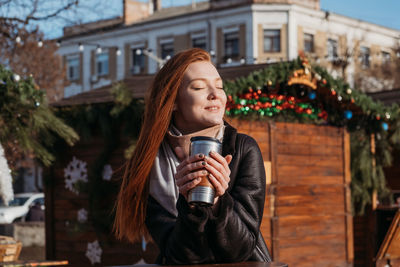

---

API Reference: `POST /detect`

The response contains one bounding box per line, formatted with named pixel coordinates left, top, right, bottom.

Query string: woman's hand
left=203, top=151, right=232, bottom=203
left=174, top=148, right=208, bottom=199
left=174, top=147, right=233, bottom=202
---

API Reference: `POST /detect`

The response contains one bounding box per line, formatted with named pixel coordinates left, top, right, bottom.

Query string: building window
left=360, top=46, right=370, bottom=68
left=224, top=31, right=239, bottom=59
left=304, top=33, right=314, bottom=53
left=192, top=36, right=207, bottom=50
left=327, top=38, right=338, bottom=60
left=67, top=56, right=80, bottom=81
left=382, top=51, right=391, bottom=64
left=132, top=48, right=145, bottom=74
left=161, top=41, right=174, bottom=60
left=96, top=52, right=109, bottom=76
left=264, top=29, right=281, bottom=53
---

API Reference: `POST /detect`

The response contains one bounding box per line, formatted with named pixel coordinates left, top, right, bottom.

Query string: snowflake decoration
left=64, top=156, right=88, bottom=194
left=102, top=164, right=113, bottom=181
left=85, top=240, right=102, bottom=265
left=77, top=208, right=88, bottom=223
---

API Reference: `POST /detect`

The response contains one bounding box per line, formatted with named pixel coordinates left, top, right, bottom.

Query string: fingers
left=204, top=152, right=231, bottom=177
left=177, top=172, right=205, bottom=198
left=204, top=164, right=229, bottom=196
left=176, top=153, right=204, bottom=172
left=175, top=158, right=206, bottom=180
left=225, top=154, right=233, bottom=164
left=178, top=178, right=202, bottom=198
left=203, top=152, right=233, bottom=197
left=176, top=169, right=208, bottom=187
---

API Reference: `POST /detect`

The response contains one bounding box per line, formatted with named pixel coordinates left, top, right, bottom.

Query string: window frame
left=160, top=38, right=174, bottom=60
left=359, top=46, right=370, bottom=68
left=96, top=51, right=109, bottom=76
left=263, top=29, right=281, bottom=53
left=66, top=54, right=80, bottom=82
left=192, top=36, right=207, bottom=50
left=327, top=38, right=338, bottom=60
left=130, top=45, right=146, bottom=75
left=224, top=31, right=240, bottom=60
left=303, top=33, right=314, bottom=53
left=381, top=50, right=391, bottom=65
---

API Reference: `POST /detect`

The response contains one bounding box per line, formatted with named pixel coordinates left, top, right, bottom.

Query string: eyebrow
left=189, top=77, right=222, bottom=83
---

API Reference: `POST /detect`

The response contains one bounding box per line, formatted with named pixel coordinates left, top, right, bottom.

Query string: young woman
left=114, top=48, right=271, bottom=264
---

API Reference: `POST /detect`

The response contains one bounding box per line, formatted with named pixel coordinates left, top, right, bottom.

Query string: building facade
left=57, top=0, right=400, bottom=98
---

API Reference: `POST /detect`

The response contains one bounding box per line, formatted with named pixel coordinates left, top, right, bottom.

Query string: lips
left=205, top=106, right=220, bottom=111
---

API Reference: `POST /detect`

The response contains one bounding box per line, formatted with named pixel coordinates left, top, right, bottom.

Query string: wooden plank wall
left=229, top=119, right=353, bottom=267
left=271, top=122, right=352, bottom=267
left=45, top=136, right=158, bottom=266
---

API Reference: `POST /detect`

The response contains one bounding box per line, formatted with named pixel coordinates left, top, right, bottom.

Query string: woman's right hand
left=174, top=148, right=208, bottom=200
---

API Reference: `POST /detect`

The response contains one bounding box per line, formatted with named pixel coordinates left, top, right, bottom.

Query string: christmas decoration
left=52, top=84, right=144, bottom=234
left=308, top=91, right=316, bottom=100
left=0, top=65, right=79, bottom=170
left=223, top=56, right=400, bottom=214
left=0, top=143, right=13, bottom=205
left=85, top=240, right=102, bottom=265
left=12, top=74, right=20, bottom=82
left=64, top=156, right=88, bottom=194
left=344, top=110, right=353, bottom=120
left=77, top=208, right=88, bottom=223
left=102, top=164, right=113, bottom=181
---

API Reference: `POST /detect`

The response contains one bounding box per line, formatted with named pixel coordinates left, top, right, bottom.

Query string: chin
left=205, top=117, right=224, bottom=126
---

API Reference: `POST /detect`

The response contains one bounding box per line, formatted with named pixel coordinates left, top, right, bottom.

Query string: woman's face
left=173, top=61, right=227, bottom=134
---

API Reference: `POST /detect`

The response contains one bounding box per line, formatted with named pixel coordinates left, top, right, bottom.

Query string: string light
left=116, top=48, right=121, bottom=56
left=16, top=36, right=21, bottom=43
left=96, top=45, right=102, bottom=54
left=79, top=43, right=84, bottom=51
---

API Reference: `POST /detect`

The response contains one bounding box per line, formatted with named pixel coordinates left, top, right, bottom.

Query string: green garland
left=0, top=65, right=79, bottom=168
left=224, top=57, right=400, bottom=214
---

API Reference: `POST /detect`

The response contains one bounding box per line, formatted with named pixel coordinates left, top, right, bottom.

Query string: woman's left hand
left=203, top=151, right=232, bottom=202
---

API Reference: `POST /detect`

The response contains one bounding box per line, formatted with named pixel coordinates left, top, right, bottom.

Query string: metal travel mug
left=188, top=136, right=222, bottom=206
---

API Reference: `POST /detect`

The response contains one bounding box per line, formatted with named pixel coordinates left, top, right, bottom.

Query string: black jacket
left=145, top=122, right=272, bottom=264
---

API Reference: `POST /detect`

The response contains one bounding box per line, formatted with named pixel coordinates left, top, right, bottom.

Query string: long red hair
left=114, top=48, right=212, bottom=242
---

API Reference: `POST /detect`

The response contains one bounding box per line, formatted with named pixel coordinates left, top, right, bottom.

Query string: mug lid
left=190, top=136, right=221, bottom=144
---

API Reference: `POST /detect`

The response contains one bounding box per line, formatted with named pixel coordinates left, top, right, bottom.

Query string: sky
left=32, top=0, right=400, bottom=39
left=320, top=0, right=400, bottom=31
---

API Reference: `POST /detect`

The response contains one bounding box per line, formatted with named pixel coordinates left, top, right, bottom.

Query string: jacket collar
left=222, top=120, right=237, bottom=156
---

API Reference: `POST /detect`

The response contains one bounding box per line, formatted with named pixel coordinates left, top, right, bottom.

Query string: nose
left=207, top=86, right=219, bottom=100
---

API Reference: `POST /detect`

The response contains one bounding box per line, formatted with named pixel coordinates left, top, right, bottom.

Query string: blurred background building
left=57, top=0, right=400, bottom=98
